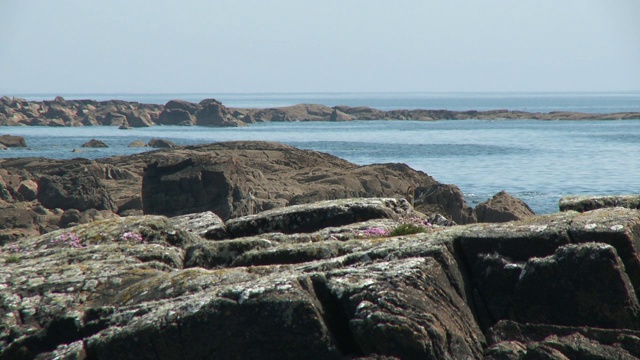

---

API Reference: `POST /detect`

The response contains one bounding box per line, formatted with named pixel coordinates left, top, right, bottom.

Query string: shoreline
left=2, top=95, right=640, bottom=127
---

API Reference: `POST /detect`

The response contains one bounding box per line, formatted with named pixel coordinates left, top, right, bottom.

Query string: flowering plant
left=119, top=231, right=144, bottom=243
left=51, top=232, right=85, bottom=248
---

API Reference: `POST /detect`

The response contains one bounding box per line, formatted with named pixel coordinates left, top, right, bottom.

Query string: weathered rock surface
left=225, top=197, right=412, bottom=238
left=414, top=183, right=476, bottom=224
left=147, top=138, right=176, bottom=148
left=560, top=194, right=640, bottom=212
left=140, top=142, right=461, bottom=221
left=475, top=190, right=535, bottom=223
left=37, top=173, right=117, bottom=212
left=127, top=140, right=148, bottom=147
left=81, top=139, right=109, bottom=148
left=0, top=135, right=26, bottom=148
left=2, top=96, right=639, bottom=127
left=2, top=202, right=640, bottom=359
left=0, top=96, right=163, bottom=127
left=0, top=141, right=534, bottom=245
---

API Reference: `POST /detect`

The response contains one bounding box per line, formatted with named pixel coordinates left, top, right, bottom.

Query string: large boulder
left=37, top=174, right=117, bottom=212
left=141, top=141, right=442, bottom=220
left=81, top=139, right=109, bottom=148
left=124, top=109, right=156, bottom=127
left=0, top=134, right=27, bottom=147
left=414, top=183, right=476, bottom=224
left=513, top=243, right=640, bottom=329
left=148, top=138, right=177, bottom=148
left=157, top=100, right=198, bottom=125
left=195, top=99, right=244, bottom=127
left=474, top=190, right=535, bottom=223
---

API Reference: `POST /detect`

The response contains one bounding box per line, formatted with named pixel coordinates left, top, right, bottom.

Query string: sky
left=1, top=0, right=639, bottom=94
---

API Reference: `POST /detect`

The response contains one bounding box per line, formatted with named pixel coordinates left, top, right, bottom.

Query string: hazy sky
left=1, top=0, right=638, bottom=94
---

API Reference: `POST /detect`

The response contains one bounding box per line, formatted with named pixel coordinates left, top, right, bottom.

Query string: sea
left=3, top=92, right=640, bottom=215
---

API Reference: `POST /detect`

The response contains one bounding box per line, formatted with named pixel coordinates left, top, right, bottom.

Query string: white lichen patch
left=528, top=225, right=548, bottom=232
left=238, top=286, right=267, bottom=304
left=584, top=223, right=598, bottom=230
left=610, top=224, right=625, bottom=231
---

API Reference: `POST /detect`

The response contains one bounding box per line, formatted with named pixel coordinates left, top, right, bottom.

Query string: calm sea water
left=3, top=92, right=640, bottom=215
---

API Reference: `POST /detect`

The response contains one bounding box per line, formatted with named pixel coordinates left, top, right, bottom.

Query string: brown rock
left=474, top=190, right=535, bottom=223
left=148, top=138, right=177, bottom=148
left=157, top=100, right=199, bottom=125
left=513, top=243, right=640, bottom=329
left=17, top=180, right=38, bottom=201
left=141, top=141, right=442, bottom=220
left=128, top=140, right=148, bottom=147
left=414, top=183, right=476, bottom=224
left=195, top=99, right=244, bottom=127
left=0, top=134, right=27, bottom=147
left=81, top=139, right=109, bottom=148
left=37, top=174, right=117, bottom=212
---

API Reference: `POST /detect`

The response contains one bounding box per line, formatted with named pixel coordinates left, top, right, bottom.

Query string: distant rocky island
left=1, top=95, right=639, bottom=127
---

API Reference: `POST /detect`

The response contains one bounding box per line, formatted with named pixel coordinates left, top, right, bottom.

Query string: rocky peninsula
left=1, top=140, right=640, bottom=358
left=1, top=96, right=639, bottom=128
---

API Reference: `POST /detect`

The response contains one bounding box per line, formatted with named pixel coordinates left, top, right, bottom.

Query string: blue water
left=3, top=120, right=640, bottom=215
left=2, top=92, right=640, bottom=214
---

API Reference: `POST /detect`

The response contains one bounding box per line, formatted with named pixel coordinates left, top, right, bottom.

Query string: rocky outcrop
left=475, top=190, right=535, bottom=223
left=2, top=96, right=639, bottom=127
left=225, top=197, right=412, bottom=238
left=127, top=140, right=148, bottom=147
left=37, top=173, right=117, bottom=212
left=0, top=141, right=531, bottom=244
left=140, top=142, right=453, bottom=220
left=147, top=138, right=176, bottom=148
left=0, top=96, right=162, bottom=127
left=0, top=135, right=26, bottom=148
left=414, top=183, right=477, bottom=224
left=195, top=99, right=246, bottom=127
left=2, top=202, right=640, bottom=359
left=0, top=141, right=534, bottom=245
left=81, top=139, right=109, bottom=148
left=560, top=194, right=640, bottom=212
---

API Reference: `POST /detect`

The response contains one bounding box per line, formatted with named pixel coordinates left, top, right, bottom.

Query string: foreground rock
left=560, top=194, right=640, bottom=212
left=225, top=197, right=412, bottom=238
left=2, top=202, right=640, bottom=359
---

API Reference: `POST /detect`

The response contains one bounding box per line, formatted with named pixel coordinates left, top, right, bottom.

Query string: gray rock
left=0, top=134, right=27, bottom=147
left=168, top=211, right=227, bottom=239
left=415, top=183, right=477, bottom=224
left=37, top=174, right=117, bottom=212
left=486, top=320, right=640, bottom=359
left=225, top=197, right=412, bottom=238
left=513, top=243, right=640, bottom=329
left=475, top=190, right=535, bottom=223
left=81, top=139, right=109, bottom=148
left=147, top=138, right=177, bottom=148
left=559, top=194, right=640, bottom=212
left=127, top=140, right=148, bottom=147
left=16, top=179, right=38, bottom=201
